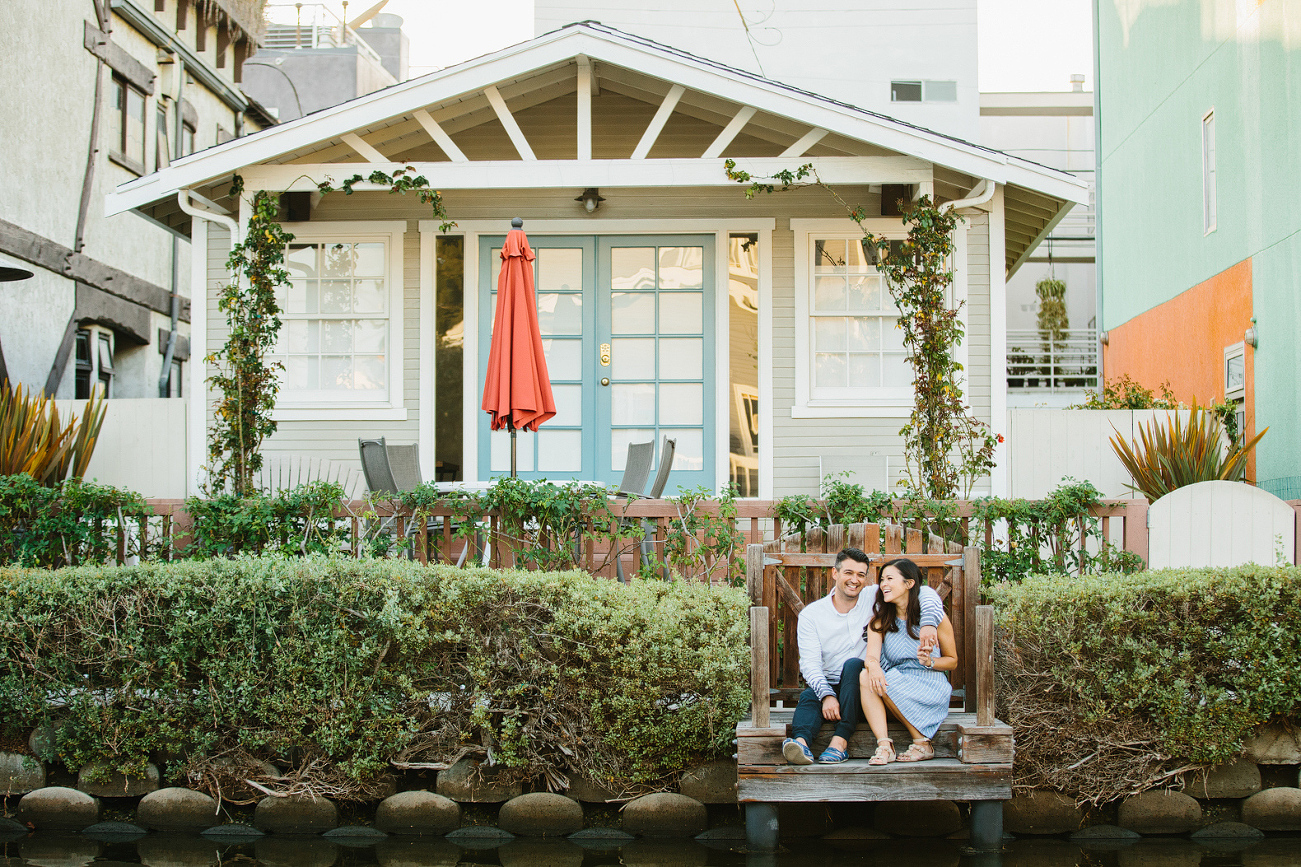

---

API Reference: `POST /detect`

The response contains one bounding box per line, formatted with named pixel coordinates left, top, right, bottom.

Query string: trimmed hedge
left=989, top=565, right=1301, bottom=803
left=0, top=557, right=749, bottom=800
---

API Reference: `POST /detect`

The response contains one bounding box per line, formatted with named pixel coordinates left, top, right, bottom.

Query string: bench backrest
left=745, top=521, right=992, bottom=726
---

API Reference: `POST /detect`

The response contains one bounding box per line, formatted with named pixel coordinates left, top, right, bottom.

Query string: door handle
left=600, top=343, right=611, bottom=366
left=601, top=377, right=610, bottom=386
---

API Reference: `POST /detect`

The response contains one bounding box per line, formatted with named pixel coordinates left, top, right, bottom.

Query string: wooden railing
left=105, top=497, right=1161, bottom=582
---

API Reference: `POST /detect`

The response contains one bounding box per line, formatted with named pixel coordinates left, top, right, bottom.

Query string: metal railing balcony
left=262, top=2, right=384, bottom=65
left=1007, top=328, right=1100, bottom=392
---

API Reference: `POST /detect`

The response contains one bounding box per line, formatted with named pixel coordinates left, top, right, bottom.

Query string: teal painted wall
left=1097, top=0, right=1301, bottom=492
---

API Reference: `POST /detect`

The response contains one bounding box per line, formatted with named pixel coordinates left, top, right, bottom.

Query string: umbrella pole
left=510, top=425, right=517, bottom=478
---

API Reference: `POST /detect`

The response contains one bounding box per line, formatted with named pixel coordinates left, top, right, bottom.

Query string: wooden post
left=963, top=546, right=980, bottom=711
left=1125, top=498, right=1149, bottom=566
left=976, top=604, right=995, bottom=727
left=746, top=543, right=765, bottom=605
left=751, top=605, right=770, bottom=728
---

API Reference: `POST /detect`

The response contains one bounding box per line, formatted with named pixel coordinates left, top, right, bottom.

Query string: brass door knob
left=601, top=377, right=610, bottom=386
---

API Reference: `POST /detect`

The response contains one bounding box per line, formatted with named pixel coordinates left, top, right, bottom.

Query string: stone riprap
left=621, top=793, right=707, bottom=837
left=0, top=751, right=45, bottom=794
left=17, top=786, right=100, bottom=830
left=1240, top=787, right=1301, bottom=831
left=1244, top=724, right=1301, bottom=765
left=254, top=793, right=339, bottom=834
left=1003, top=791, right=1084, bottom=835
left=434, top=758, right=522, bottom=803
left=1189, top=759, right=1263, bottom=799
left=76, top=761, right=160, bottom=798
left=374, top=790, right=461, bottom=835
left=1118, top=790, right=1202, bottom=834
left=496, top=792, right=584, bottom=837
left=137, top=787, right=219, bottom=832
left=678, top=760, right=737, bottom=803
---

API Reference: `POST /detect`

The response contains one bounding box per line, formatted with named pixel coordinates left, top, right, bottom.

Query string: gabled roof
left=109, top=22, right=1087, bottom=273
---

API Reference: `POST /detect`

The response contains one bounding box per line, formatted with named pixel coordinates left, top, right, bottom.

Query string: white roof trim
left=106, top=24, right=1087, bottom=216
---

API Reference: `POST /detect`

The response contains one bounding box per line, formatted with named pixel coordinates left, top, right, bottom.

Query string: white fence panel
left=1149, top=481, right=1296, bottom=569
left=1008, top=409, right=1183, bottom=499
left=56, top=399, right=188, bottom=499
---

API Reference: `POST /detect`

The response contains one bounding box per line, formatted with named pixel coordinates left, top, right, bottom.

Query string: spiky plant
left=1110, top=403, right=1267, bottom=502
left=0, top=381, right=106, bottom=485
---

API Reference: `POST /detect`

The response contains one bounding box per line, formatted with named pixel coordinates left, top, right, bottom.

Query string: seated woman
left=859, top=557, right=958, bottom=764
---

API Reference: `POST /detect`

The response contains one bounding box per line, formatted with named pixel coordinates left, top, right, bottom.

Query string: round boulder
left=1243, top=723, right=1301, bottom=764
left=254, top=794, right=339, bottom=834
left=1241, top=786, right=1301, bottom=831
left=434, top=758, right=522, bottom=803
left=873, top=800, right=963, bottom=837
left=0, top=752, right=45, bottom=795
left=677, top=761, right=737, bottom=804
left=498, top=792, right=584, bottom=837
left=18, top=787, right=100, bottom=831
left=138, top=787, right=220, bottom=832
left=1003, top=791, right=1083, bottom=835
left=621, top=793, right=707, bottom=838
left=1188, top=759, right=1261, bottom=799
left=76, top=762, right=160, bottom=798
left=374, top=790, right=460, bottom=835
left=1117, top=790, right=1201, bottom=835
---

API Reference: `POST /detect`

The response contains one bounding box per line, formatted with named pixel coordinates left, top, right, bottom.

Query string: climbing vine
left=725, top=160, right=998, bottom=499
left=315, top=166, right=457, bottom=232
left=206, top=182, right=289, bottom=496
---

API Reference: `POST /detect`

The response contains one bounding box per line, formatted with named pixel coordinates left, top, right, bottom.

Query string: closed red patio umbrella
left=481, top=218, right=556, bottom=476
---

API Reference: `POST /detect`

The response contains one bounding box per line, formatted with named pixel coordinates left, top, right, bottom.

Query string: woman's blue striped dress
left=879, top=617, right=952, bottom=739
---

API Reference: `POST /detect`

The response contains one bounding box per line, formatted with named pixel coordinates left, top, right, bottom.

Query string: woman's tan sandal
left=896, top=739, right=934, bottom=762
left=868, top=737, right=895, bottom=765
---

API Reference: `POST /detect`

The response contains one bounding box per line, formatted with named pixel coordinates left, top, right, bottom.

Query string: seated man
left=781, top=547, right=946, bottom=764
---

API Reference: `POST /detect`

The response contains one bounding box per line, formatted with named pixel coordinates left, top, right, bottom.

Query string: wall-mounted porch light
left=575, top=188, right=605, bottom=213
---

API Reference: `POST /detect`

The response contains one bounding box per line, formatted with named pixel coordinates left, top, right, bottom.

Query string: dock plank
left=737, top=759, right=1012, bottom=802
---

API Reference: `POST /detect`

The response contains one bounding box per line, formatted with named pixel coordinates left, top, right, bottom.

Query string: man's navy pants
left=790, top=657, right=865, bottom=745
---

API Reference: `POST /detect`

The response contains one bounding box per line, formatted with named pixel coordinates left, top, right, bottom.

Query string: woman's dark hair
left=866, top=558, right=922, bottom=639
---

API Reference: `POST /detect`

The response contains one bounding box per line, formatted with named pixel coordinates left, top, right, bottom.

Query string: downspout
left=939, top=178, right=996, bottom=214
left=176, top=189, right=240, bottom=245
left=158, top=55, right=186, bottom=397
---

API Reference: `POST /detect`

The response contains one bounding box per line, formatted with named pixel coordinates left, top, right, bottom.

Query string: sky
left=323, top=0, right=1093, bottom=92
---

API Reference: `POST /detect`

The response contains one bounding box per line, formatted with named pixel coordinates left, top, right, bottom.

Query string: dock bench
left=738, top=526, right=1012, bottom=851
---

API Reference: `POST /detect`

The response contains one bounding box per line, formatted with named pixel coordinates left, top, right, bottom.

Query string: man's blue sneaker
left=781, top=737, right=814, bottom=765
left=818, top=746, right=848, bottom=763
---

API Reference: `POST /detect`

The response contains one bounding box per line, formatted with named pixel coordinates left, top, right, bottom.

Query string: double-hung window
left=108, top=75, right=147, bottom=174
left=793, top=223, right=919, bottom=416
left=270, top=222, right=406, bottom=418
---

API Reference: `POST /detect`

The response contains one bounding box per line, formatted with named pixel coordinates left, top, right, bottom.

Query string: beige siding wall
left=201, top=183, right=997, bottom=494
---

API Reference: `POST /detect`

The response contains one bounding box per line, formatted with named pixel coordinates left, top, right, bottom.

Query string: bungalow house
left=106, top=22, right=1086, bottom=498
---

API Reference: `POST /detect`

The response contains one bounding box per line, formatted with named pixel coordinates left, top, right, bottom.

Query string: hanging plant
left=316, top=166, right=457, bottom=232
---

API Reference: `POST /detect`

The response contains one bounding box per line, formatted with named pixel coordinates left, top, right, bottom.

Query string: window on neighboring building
left=108, top=75, right=147, bottom=173
left=156, top=103, right=172, bottom=169
left=1203, top=110, right=1217, bottom=233
left=181, top=121, right=196, bottom=156
left=891, top=80, right=957, bottom=103
left=74, top=326, right=115, bottom=398
left=1224, top=342, right=1245, bottom=402
left=268, top=224, right=406, bottom=414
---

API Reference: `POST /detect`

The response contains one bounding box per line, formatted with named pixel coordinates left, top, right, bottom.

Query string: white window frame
left=1224, top=341, right=1245, bottom=402
left=792, top=218, right=919, bottom=418
left=1202, top=109, right=1217, bottom=235
left=271, top=220, right=407, bottom=421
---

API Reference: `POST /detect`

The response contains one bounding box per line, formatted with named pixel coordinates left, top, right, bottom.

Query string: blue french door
left=477, top=234, right=715, bottom=494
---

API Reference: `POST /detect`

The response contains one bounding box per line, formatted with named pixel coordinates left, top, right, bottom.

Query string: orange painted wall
left=1102, top=257, right=1256, bottom=478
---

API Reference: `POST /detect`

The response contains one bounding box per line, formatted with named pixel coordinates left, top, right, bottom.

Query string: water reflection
left=1, top=831, right=1299, bottom=867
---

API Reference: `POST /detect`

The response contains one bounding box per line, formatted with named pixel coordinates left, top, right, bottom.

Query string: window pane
left=611, top=338, right=655, bottom=381
left=490, top=248, right=503, bottom=287
left=814, top=318, right=847, bottom=352
left=551, top=384, right=582, bottom=426
left=537, top=293, right=583, bottom=335
left=848, top=275, right=883, bottom=311
left=353, top=243, right=385, bottom=276
left=845, top=239, right=872, bottom=271
left=612, top=292, right=654, bottom=334
left=286, top=244, right=317, bottom=277
left=658, top=247, right=703, bottom=289
left=924, top=80, right=958, bottom=102
left=848, top=353, right=879, bottom=386
left=659, top=293, right=702, bottom=334
left=323, top=244, right=356, bottom=277
left=542, top=339, right=582, bottom=380
left=814, top=239, right=846, bottom=272
left=354, top=320, right=386, bottom=353
left=110, top=79, right=126, bottom=152
left=883, top=353, right=912, bottom=387
left=846, top=318, right=879, bottom=352
left=320, top=356, right=352, bottom=389
left=611, top=428, right=655, bottom=472
left=354, top=279, right=386, bottom=313
left=611, top=383, right=655, bottom=425
left=284, top=320, right=313, bottom=352
left=660, top=429, right=703, bottom=472
left=659, top=338, right=702, bottom=379
left=320, top=320, right=352, bottom=353
left=353, top=357, right=386, bottom=391
left=319, top=280, right=351, bottom=313
left=538, top=248, right=583, bottom=292
left=815, top=353, right=847, bottom=388
left=125, top=87, right=145, bottom=163
left=891, top=81, right=923, bottom=102
left=814, top=276, right=847, bottom=312
left=538, top=429, right=582, bottom=472
left=611, top=248, right=655, bottom=289
left=659, top=383, right=702, bottom=425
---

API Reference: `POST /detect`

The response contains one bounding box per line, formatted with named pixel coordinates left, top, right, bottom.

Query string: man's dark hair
left=835, top=547, right=870, bottom=569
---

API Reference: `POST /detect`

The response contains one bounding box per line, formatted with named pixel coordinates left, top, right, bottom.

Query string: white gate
left=1148, top=480, right=1297, bottom=568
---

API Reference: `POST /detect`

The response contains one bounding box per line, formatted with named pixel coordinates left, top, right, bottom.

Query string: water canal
left=1, top=831, right=1298, bottom=867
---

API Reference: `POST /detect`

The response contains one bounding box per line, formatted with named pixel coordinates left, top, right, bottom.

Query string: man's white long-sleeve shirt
left=796, top=585, right=945, bottom=700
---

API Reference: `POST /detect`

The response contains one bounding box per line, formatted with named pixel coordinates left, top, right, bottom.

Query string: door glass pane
left=612, top=292, right=654, bottom=334
left=611, top=383, right=655, bottom=425
left=611, top=429, right=655, bottom=472
left=659, top=338, right=702, bottom=379
left=659, top=293, right=702, bottom=334
left=538, top=248, right=583, bottom=292
left=659, top=383, right=702, bottom=425
left=658, top=247, right=703, bottom=288
left=543, top=339, right=582, bottom=380
left=660, top=429, right=703, bottom=471
left=491, top=429, right=535, bottom=472
left=537, top=293, right=583, bottom=335
left=611, top=248, right=655, bottom=289
left=538, top=430, right=582, bottom=472
left=490, top=248, right=503, bottom=286
left=551, top=384, right=582, bottom=426
left=611, top=338, right=654, bottom=380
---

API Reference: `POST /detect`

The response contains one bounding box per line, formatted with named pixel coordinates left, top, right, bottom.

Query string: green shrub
left=0, top=474, right=147, bottom=567
left=989, top=566, right=1301, bottom=803
left=0, top=557, right=749, bottom=800
left=182, top=481, right=349, bottom=558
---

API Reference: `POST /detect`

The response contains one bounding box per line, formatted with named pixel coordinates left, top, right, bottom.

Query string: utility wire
left=732, top=0, right=767, bottom=77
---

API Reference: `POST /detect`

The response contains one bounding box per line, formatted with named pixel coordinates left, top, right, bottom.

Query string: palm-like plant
left=1110, top=403, right=1267, bottom=502
left=0, top=381, right=107, bottom=485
